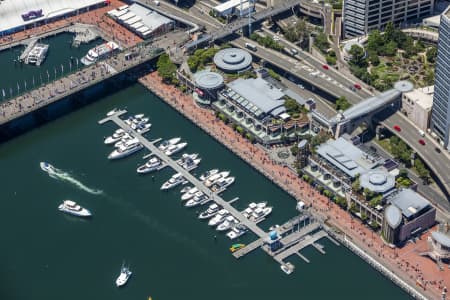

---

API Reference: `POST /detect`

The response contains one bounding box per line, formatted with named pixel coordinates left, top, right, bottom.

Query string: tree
left=426, top=46, right=437, bottom=63
left=284, top=19, right=309, bottom=43
left=382, top=41, right=398, bottom=57
left=314, top=32, right=330, bottom=53
left=349, top=44, right=366, bottom=66
left=399, top=169, right=409, bottom=179
left=157, top=54, right=177, bottom=84
left=424, top=69, right=435, bottom=86
left=368, top=50, right=380, bottom=66
left=336, top=96, right=351, bottom=111
left=384, top=22, right=395, bottom=43
left=367, top=30, right=384, bottom=53
left=284, top=98, right=300, bottom=113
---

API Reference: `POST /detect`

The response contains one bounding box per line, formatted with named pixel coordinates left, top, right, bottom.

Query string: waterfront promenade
left=139, top=72, right=444, bottom=299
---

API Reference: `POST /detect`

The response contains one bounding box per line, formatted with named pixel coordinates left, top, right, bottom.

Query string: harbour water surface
left=0, top=83, right=412, bottom=300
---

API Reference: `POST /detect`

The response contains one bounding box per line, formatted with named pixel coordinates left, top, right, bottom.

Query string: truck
left=245, top=42, right=257, bottom=51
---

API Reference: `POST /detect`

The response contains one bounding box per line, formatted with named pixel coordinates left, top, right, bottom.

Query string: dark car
left=418, top=139, right=426, bottom=145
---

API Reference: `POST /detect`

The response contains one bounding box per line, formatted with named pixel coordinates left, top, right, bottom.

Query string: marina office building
left=343, top=0, right=434, bottom=37
left=430, top=11, right=450, bottom=150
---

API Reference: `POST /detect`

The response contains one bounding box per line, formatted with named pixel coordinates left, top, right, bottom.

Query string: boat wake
left=40, top=162, right=103, bottom=195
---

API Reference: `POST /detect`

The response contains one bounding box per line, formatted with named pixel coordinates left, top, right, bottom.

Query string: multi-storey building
left=343, top=0, right=434, bottom=37
left=431, top=12, right=450, bottom=149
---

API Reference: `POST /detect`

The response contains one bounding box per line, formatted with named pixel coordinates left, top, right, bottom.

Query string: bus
left=245, top=43, right=257, bottom=51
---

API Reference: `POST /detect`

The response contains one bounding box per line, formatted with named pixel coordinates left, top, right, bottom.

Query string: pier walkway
left=99, top=110, right=267, bottom=239
left=273, top=230, right=328, bottom=263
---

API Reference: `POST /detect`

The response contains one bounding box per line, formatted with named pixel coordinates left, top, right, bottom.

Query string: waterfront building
left=107, top=3, right=174, bottom=39
left=402, top=86, right=433, bottom=131
left=213, top=0, right=254, bottom=17
left=296, top=140, right=309, bottom=169
left=213, top=48, right=253, bottom=73
left=193, top=71, right=224, bottom=104
left=343, top=0, right=434, bottom=37
left=431, top=11, right=450, bottom=149
left=0, top=0, right=106, bottom=36
left=424, top=229, right=450, bottom=263
left=383, top=189, right=436, bottom=245
left=213, top=77, right=308, bottom=144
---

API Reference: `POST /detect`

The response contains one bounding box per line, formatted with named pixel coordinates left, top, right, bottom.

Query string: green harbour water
left=0, top=34, right=412, bottom=300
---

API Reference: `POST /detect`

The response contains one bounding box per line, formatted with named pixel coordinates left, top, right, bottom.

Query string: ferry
left=58, top=200, right=92, bottom=217
left=81, top=41, right=119, bottom=66
left=229, top=243, right=245, bottom=253
left=115, top=264, right=132, bottom=287
left=25, top=43, right=49, bottom=66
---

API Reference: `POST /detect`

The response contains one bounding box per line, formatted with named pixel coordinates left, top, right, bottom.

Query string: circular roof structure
left=394, top=80, right=414, bottom=93
left=385, top=205, right=402, bottom=229
left=213, top=48, right=252, bottom=72
left=194, top=71, right=224, bottom=90
left=431, top=231, right=450, bottom=248
left=360, top=170, right=396, bottom=193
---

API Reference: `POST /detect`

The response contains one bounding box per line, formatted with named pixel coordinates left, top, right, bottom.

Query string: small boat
left=198, top=203, right=221, bottom=220
left=108, top=139, right=143, bottom=160
left=165, top=142, right=188, bottom=156
left=58, top=200, right=92, bottom=217
left=137, top=157, right=164, bottom=174
left=204, top=171, right=230, bottom=187
left=115, top=263, right=132, bottom=287
left=199, top=169, right=219, bottom=181
left=208, top=209, right=229, bottom=226
left=185, top=192, right=208, bottom=207
left=249, top=207, right=273, bottom=222
left=226, top=224, right=248, bottom=240
left=242, top=207, right=254, bottom=219
left=229, top=243, right=245, bottom=253
left=134, top=123, right=151, bottom=134
left=181, top=187, right=199, bottom=201
left=216, top=215, right=238, bottom=232
left=106, top=108, right=119, bottom=116
left=180, top=158, right=201, bottom=172
left=104, top=129, right=126, bottom=145
left=180, top=186, right=193, bottom=194
left=280, top=263, right=294, bottom=275
left=243, top=202, right=267, bottom=218
left=114, top=134, right=133, bottom=147
left=211, top=177, right=235, bottom=193
left=161, top=173, right=186, bottom=190
left=158, top=137, right=181, bottom=151
left=40, top=161, right=55, bottom=173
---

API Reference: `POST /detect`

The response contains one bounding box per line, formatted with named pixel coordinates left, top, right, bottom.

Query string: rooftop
left=360, top=170, right=396, bottom=193
left=431, top=231, right=450, bottom=248
left=385, top=205, right=403, bottom=229
left=127, top=3, right=173, bottom=32
left=214, top=0, right=248, bottom=13
left=316, top=137, right=383, bottom=178
left=213, top=48, right=252, bottom=72
left=194, top=71, right=224, bottom=90
left=389, top=189, right=431, bottom=219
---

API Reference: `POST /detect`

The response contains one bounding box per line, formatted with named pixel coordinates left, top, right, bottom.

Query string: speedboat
left=58, top=200, right=91, bottom=217
left=249, top=206, right=273, bottom=222
left=180, top=187, right=198, bottom=201
left=216, top=215, right=238, bottom=232
left=40, top=161, right=55, bottom=173
left=198, top=203, right=221, bottom=219
left=116, top=264, right=132, bottom=287
left=211, top=177, right=235, bottom=193
left=208, top=209, right=229, bottom=226
left=106, top=108, right=119, bottom=116
left=185, top=192, right=208, bottom=208
left=161, top=173, right=186, bottom=190
left=204, top=171, right=230, bottom=187
left=199, top=169, right=219, bottom=181
left=158, top=137, right=181, bottom=151
left=108, top=139, right=143, bottom=160
left=137, top=157, right=164, bottom=174
left=165, top=142, right=188, bottom=156
left=226, top=224, right=248, bottom=240
left=104, top=129, right=126, bottom=145
left=280, top=263, right=294, bottom=275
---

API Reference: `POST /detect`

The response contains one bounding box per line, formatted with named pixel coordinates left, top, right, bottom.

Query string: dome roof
left=213, top=48, right=252, bottom=72
left=385, top=205, right=402, bottom=229
left=194, top=71, right=224, bottom=90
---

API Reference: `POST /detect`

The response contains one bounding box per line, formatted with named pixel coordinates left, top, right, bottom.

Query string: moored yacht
left=198, top=203, right=221, bottom=219
left=243, top=202, right=267, bottom=218
left=211, top=177, right=235, bottom=193
left=180, top=157, right=201, bottom=172
left=208, top=209, right=229, bottom=226
left=58, top=200, right=92, bottom=217
left=115, top=264, right=132, bottom=287
left=108, top=139, right=143, bottom=160
left=249, top=206, right=273, bottom=222
left=165, top=142, right=188, bottom=156
left=204, top=171, right=230, bottom=187
left=216, top=215, right=238, bottom=232
left=185, top=192, right=208, bottom=207
left=133, top=123, right=151, bottom=134
left=104, top=129, right=126, bottom=145
left=114, top=134, right=134, bottom=147
left=158, top=137, right=181, bottom=151
left=199, top=169, right=219, bottom=181
left=137, top=157, right=165, bottom=174
left=180, top=187, right=198, bottom=201
left=161, top=173, right=186, bottom=190
left=226, top=224, right=248, bottom=240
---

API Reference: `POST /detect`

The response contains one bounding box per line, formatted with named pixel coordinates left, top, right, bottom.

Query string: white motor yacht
left=185, top=192, right=208, bottom=207
left=134, top=123, right=151, bottom=134
left=180, top=187, right=198, bottom=201
left=281, top=263, right=294, bottom=275
left=136, top=157, right=164, bottom=174
left=115, top=264, right=132, bottom=287
left=114, top=134, right=133, bottom=147
left=181, top=158, right=201, bottom=172
left=242, top=207, right=254, bottom=219
left=216, top=215, right=238, bottom=232
left=243, top=202, right=267, bottom=218
left=180, top=186, right=193, bottom=194
left=211, top=177, right=235, bottom=193
left=58, top=200, right=92, bottom=217
left=199, top=169, right=219, bottom=181
left=158, top=137, right=181, bottom=151
left=165, top=142, right=188, bottom=156
left=161, top=173, right=186, bottom=190
left=108, top=139, right=143, bottom=160
left=198, top=203, right=220, bottom=219
left=208, top=209, right=229, bottom=226
left=226, top=224, right=248, bottom=240
left=104, top=129, right=126, bottom=145
left=40, top=161, right=55, bottom=173
left=204, top=171, right=230, bottom=187
left=249, top=207, right=273, bottom=222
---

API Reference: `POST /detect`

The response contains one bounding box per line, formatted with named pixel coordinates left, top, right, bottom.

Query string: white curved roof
left=432, top=231, right=450, bottom=248
left=385, top=205, right=402, bottom=229
left=360, top=170, right=395, bottom=193
left=194, top=71, right=224, bottom=90
left=0, top=0, right=104, bottom=34
left=213, top=48, right=252, bottom=72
